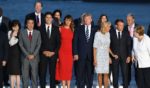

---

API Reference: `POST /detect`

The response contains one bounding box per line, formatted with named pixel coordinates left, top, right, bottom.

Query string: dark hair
left=25, top=17, right=35, bottom=25
left=98, top=14, right=108, bottom=25
left=63, top=15, right=74, bottom=32
left=34, top=1, right=43, bottom=7
left=53, top=9, right=62, bottom=18
left=11, top=20, right=21, bottom=30
left=45, top=11, right=53, bottom=18
left=115, top=19, right=124, bottom=25
left=0, top=7, right=3, bottom=16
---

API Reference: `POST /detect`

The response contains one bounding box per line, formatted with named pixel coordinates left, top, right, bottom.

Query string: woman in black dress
left=7, top=20, right=21, bottom=88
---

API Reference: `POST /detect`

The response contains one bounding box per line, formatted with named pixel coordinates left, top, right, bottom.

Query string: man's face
left=45, top=14, right=53, bottom=24
left=84, top=16, right=92, bottom=25
left=35, top=2, right=42, bottom=13
left=116, top=21, right=124, bottom=31
left=127, top=16, right=134, bottom=26
left=27, top=20, right=34, bottom=30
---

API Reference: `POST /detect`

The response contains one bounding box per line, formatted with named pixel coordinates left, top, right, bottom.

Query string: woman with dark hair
left=56, top=15, right=74, bottom=88
left=53, top=9, right=62, bottom=27
left=7, top=20, right=21, bottom=88
left=98, top=14, right=109, bottom=26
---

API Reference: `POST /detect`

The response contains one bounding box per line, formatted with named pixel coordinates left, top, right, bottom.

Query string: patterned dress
left=93, top=31, right=110, bottom=73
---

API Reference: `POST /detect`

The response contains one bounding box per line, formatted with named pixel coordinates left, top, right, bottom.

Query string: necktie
left=36, top=15, right=39, bottom=25
left=47, top=26, right=50, bottom=38
left=118, top=32, right=121, bottom=40
left=28, top=32, right=32, bottom=41
left=85, top=26, right=89, bottom=42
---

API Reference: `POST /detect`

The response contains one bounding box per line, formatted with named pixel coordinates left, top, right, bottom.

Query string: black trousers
left=39, top=56, right=57, bottom=88
left=112, top=59, right=129, bottom=88
left=2, top=64, right=9, bottom=85
left=76, top=57, right=94, bottom=88
left=0, top=61, right=3, bottom=88
left=137, top=67, right=150, bottom=88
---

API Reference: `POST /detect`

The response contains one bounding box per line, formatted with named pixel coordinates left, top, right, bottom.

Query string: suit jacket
left=147, top=24, right=150, bottom=37
left=110, top=29, right=131, bottom=61
left=19, top=29, right=41, bottom=60
left=0, top=31, right=8, bottom=61
left=24, top=12, right=44, bottom=30
left=73, top=25, right=97, bottom=61
left=40, top=24, right=61, bottom=59
left=0, top=16, right=11, bottom=34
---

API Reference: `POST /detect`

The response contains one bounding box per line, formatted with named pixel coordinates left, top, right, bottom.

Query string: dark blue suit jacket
left=0, top=31, right=8, bottom=61
left=73, top=25, right=97, bottom=61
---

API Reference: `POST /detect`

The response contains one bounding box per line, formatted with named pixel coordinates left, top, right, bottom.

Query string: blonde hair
left=135, top=25, right=144, bottom=36
left=100, top=21, right=111, bottom=34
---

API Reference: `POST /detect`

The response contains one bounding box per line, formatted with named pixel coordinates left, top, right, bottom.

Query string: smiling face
left=101, top=16, right=108, bottom=23
left=84, top=15, right=92, bottom=25
left=64, top=18, right=72, bottom=26
left=26, top=19, right=34, bottom=30
left=116, top=21, right=124, bottom=31
left=45, top=14, right=53, bottom=25
left=54, top=12, right=61, bottom=20
left=35, top=2, right=42, bottom=13
left=127, top=15, right=135, bottom=26
left=12, top=25, right=19, bottom=32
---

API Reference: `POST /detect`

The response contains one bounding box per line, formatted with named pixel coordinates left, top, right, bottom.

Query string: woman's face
left=101, top=16, right=107, bottom=23
left=134, top=31, right=139, bottom=38
left=54, top=12, right=61, bottom=20
left=105, top=25, right=111, bottom=32
left=65, top=18, right=71, bottom=26
left=12, top=25, right=19, bottom=31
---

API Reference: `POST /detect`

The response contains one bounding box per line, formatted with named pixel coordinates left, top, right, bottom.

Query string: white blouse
left=132, top=34, right=150, bottom=68
left=8, top=31, right=18, bottom=46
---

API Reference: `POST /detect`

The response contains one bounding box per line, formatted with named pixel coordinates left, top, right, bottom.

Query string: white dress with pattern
left=93, top=31, right=110, bottom=73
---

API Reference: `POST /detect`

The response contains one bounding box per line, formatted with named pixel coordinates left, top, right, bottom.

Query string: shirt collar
left=27, top=29, right=33, bottom=34
left=0, top=16, right=2, bottom=23
left=46, top=24, right=52, bottom=29
left=35, top=12, right=41, bottom=16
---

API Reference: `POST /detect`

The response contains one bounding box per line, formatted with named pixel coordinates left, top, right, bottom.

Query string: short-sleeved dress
left=93, top=31, right=110, bottom=74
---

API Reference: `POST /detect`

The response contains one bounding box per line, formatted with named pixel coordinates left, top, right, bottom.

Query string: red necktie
left=28, top=32, right=32, bottom=41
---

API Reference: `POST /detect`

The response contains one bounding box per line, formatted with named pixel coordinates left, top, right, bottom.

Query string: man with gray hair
left=125, top=13, right=138, bottom=86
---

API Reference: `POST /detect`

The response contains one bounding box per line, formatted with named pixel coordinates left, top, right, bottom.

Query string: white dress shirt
left=128, top=23, right=135, bottom=37
left=35, top=12, right=41, bottom=24
left=27, top=30, right=33, bottom=36
left=0, top=16, right=2, bottom=24
left=132, top=34, right=150, bottom=68
left=85, top=25, right=91, bottom=39
left=116, top=29, right=122, bottom=39
left=8, top=31, right=18, bottom=46
left=45, top=24, right=52, bottom=36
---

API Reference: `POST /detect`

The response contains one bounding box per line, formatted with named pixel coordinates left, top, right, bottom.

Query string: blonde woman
left=93, top=22, right=112, bottom=88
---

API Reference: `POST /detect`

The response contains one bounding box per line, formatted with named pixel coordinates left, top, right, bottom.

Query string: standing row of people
left=1, top=1, right=150, bottom=88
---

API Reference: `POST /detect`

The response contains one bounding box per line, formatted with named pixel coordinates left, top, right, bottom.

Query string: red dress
left=56, top=26, right=73, bottom=80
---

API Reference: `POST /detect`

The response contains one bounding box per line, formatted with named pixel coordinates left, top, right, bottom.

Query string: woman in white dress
left=93, top=21, right=114, bottom=88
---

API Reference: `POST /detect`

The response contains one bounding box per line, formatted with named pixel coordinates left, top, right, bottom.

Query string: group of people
left=0, top=1, right=150, bottom=88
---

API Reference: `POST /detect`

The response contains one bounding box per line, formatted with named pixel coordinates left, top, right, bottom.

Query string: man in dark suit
left=0, top=31, right=8, bottom=88
left=125, top=13, right=138, bottom=85
left=147, top=24, right=150, bottom=37
left=110, top=19, right=131, bottom=88
left=73, top=13, right=97, bottom=88
left=0, top=7, right=11, bottom=87
left=24, top=1, right=44, bottom=30
left=39, top=12, right=60, bottom=88
left=0, top=7, right=11, bottom=34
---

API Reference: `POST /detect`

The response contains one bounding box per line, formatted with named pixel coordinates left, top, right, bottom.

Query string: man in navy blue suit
left=73, top=13, right=97, bottom=88
left=0, top=31, right=8, bottom=88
